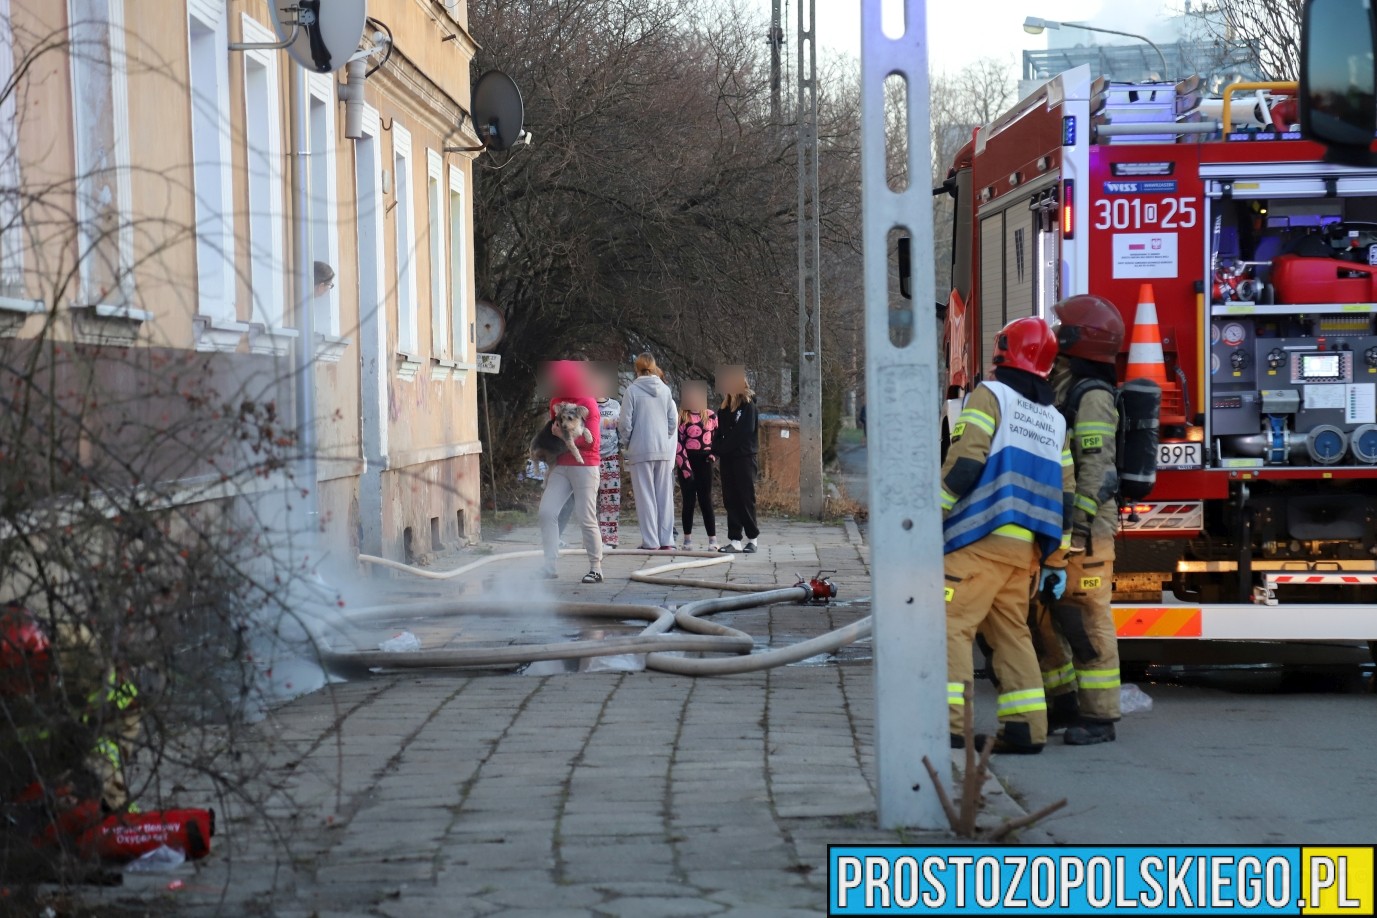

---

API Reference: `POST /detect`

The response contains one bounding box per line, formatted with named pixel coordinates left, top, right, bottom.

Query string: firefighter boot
left=1064, top=719, right=1116, bottom=746
left=1047, top=691, right=1081, bottom=733
left=991, top=721, right=1044, bottom=755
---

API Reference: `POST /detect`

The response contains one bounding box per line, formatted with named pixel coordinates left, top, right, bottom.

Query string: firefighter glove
left=1039, top=567, right=1067, bottom=601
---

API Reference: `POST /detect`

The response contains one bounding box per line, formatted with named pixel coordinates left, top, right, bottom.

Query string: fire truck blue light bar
left=1063, top=115, right=1076, bottom=146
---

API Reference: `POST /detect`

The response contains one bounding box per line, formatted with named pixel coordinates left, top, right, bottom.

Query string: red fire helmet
left=1, top=603, right=52, bottom=696
left=992, top=317, right=1059, bottom=379
left=1050, top=294, right=1125, bottom=362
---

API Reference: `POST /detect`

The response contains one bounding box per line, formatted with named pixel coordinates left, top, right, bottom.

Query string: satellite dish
left=475, top=301, right=506, bottom=351
left=471, top=71, right=525, bottom=151
left=271, top=0, right=367, bottom=74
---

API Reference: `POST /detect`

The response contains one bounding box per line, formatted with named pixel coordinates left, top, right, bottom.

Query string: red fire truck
left=940, top=65, right=1377, bottom=647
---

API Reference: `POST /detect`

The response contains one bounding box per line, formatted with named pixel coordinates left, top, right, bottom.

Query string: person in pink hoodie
left=538, top=360, right=604, bottom=583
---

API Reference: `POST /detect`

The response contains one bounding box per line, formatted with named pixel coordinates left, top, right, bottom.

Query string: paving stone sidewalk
left=93, top=516, right=1032, bottom=917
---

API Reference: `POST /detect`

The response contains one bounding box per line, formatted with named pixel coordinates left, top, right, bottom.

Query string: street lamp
left=1023, top=15, right=1170, bottom=78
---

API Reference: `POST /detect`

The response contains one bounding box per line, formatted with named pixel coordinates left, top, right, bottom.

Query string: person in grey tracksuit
left=619, top=353, right=679, bottom=549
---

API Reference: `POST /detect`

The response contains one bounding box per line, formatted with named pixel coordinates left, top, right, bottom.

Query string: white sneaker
left=682, top=537, right=693, bottom=550
left=708, top=538, right=720, bottom=550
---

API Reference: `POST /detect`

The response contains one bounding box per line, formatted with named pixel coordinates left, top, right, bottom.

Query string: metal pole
left=289, top=62, right=320, bottom=548
left=770, top=0, right=783, bottom=127
left=861, top=0, right=947, bottom=828
left=796, top=0, right=824, bottom=519
left=481, top=374, right=498, bottom=512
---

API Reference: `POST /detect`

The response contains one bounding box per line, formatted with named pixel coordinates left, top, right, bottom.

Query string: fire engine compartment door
left=976, top=177, right=1061, bottom=361
left=1205, top=176, right=1377, bottom=200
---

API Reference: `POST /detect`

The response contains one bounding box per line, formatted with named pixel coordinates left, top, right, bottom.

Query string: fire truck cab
left=943, top=65, right=1377, bottom=645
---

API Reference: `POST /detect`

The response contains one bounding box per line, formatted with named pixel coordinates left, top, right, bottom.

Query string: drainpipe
left=289, top=64, right=319, bottom=545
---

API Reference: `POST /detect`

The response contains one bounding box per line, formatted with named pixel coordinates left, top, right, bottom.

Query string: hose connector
left=794, top=570, right=838, bottom=604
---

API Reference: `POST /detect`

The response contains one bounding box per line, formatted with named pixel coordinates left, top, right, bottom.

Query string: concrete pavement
left=91, top=517, right=1027, bottom=917
left=971, top=680, right=1377, bottom=844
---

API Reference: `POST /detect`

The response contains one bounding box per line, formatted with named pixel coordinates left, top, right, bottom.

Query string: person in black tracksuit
left=711, top=388, right=760, bottom=553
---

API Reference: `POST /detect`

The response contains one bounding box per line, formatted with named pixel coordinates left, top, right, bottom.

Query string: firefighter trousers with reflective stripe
left=945, top=542, right=1047, bottom=744
left=1031, top=545, right=1121, bottom=721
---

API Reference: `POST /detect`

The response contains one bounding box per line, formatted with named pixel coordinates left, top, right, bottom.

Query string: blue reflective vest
left=943, top=381, right=1067, bottom=560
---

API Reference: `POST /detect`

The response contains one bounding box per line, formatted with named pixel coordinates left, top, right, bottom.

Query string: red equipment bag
left=75, top=808, right=216, bottom=863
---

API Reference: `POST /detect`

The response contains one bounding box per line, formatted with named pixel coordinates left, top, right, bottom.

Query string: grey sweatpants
left=540, top=465, right=603, bottom=571
left=629, top=458, right=675, bottom=549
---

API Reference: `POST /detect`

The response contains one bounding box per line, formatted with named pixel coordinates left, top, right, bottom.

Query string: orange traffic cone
left=1126, top=284, right=1185, bottom=423
left=1126, top=284, right=1170, bottom=387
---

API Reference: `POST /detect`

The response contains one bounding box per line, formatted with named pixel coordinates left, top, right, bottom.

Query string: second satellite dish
left=271, top=0, right=367, bottom=73
left=471, top=71, right=526, bottom=152
left=474, top=301, right=506, bottom=351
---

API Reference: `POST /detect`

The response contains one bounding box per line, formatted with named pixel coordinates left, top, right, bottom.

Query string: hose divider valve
left=794, top=571, right=838, bottom=605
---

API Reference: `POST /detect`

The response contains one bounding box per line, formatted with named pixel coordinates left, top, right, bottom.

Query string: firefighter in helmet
left=941, top=317, right=1075, bottom=755
left=1036, top=294, right=1126, bottom=745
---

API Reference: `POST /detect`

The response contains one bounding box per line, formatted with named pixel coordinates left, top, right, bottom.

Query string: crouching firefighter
left=1035, top=294, right=1127, bottom=746
left=941, top=317, right=1075, bottom=755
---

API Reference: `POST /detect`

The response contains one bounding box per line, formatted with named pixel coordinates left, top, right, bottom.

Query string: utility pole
left=769, top=0, right=783, bottom=127
left=796, top=0, right=824, bottom=519
left=861, top=0, right=947, bottom=828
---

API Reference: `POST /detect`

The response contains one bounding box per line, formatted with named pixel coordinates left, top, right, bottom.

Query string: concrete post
left=797, top=0, right=824, bottom=519
left=861, top=0, right=948, bottom=829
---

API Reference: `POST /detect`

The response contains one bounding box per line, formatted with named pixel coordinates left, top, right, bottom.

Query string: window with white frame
left=239, top=15, right=285, bottom=329
left=187, top=2, right=236, bottom=324
left=307, top=73, right=340, bottom=336
left=427, top=150, right=446, bottom=357
left=0, top=0, right=25, bottom=297
left=68, top=0, right=135, bottom=308
left=448, top=165, right=468, bottom=362
left=392, top=124, right=418, bottom=355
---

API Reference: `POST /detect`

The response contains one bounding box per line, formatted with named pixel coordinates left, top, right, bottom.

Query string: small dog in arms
left=531, top=401, right=593, bottom=465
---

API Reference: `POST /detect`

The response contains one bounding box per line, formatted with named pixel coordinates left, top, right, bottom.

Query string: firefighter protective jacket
left=1051, top=363, right=1121, bottom=557
left=940, top=382, right=1076, bottom=560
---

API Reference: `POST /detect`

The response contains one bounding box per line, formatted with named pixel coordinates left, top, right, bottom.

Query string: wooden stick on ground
left=959, top=680, right=977, bottom=838
left=920, top=755, right=961, bottom=832
left=989, top=798, right=1068, bottom=841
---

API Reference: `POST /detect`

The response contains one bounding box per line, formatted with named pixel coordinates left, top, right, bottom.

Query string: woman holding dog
left=619, top=353, right=679, bottom=550
left=538, top=360, right=605, bottom=583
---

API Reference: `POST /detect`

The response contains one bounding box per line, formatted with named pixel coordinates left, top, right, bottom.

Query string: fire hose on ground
left=316, top=553, right=873, bottom=677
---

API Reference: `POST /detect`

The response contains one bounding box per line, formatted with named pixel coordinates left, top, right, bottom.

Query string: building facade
left=0, top=0, right=483, bottom=566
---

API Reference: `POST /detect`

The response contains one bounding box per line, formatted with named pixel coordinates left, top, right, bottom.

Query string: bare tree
left=929, top=59, right=1017, bottom=298
left=1, top=17, right=345, bottom=897
left=1195, top=0, right=1302, bottom=80
left=469, top=0, right=864, bottom=490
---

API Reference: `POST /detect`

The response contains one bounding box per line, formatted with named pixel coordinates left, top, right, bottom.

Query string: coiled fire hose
left=324, top=552, right=873, bottom=676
